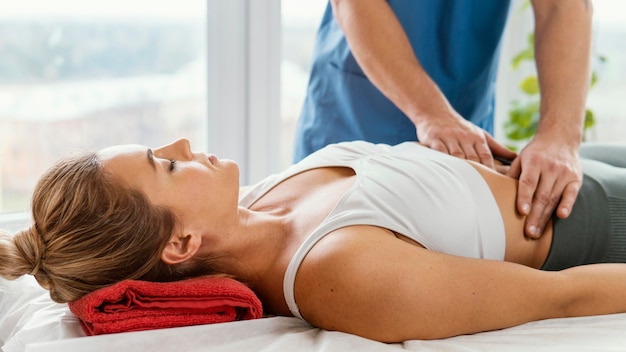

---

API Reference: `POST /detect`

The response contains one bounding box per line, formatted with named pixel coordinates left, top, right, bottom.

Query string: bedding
left=3, top=275, right=626, bottom=352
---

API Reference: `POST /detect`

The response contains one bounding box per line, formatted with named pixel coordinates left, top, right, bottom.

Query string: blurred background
left=0, top=0, right=624, bottom=219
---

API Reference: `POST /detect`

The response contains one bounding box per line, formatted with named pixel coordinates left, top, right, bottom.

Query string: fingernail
left=561, top=207, right=569, bottom=216
left=522, top=204, right=530, bottom=214
left=528, top=225, right=538, bottom=237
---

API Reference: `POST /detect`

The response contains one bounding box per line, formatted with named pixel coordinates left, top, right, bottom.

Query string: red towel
left=68, top=277, right=263, bottom=335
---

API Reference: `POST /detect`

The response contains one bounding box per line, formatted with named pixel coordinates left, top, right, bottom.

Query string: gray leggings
left=541, top=142, right=626, bottom=270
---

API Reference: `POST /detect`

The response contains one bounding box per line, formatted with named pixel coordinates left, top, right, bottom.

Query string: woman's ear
left=161, top=233, right=201, bottom=265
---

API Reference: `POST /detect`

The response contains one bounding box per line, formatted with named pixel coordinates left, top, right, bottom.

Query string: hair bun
left=14, top=226, right=46, bottom=276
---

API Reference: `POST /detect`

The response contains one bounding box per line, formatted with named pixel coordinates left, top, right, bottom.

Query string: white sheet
left=4, top=276, right=626, bottom=352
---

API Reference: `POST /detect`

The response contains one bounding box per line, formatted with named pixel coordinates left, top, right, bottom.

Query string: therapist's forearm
left=531, top=0, right=593, bottom=145
left=330, top=0, right=453, bottom=124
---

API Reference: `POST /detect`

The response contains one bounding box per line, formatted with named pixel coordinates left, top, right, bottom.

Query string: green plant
left=504, top=11, right=605, bottom=149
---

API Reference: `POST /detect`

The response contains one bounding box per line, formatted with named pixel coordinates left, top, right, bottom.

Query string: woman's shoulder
left=294, top=225, right=411, bottom=298
left=291, top=224, right=448, bottom=341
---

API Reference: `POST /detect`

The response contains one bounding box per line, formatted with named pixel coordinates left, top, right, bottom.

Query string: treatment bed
left=3, top=274, right=626, bottom=352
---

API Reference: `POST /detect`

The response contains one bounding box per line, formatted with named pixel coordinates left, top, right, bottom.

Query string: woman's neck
left=202, top=206, right=295, bottom=285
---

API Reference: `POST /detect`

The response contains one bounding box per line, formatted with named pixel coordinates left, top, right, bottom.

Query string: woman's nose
left=154, top=138, right=193, bottom=160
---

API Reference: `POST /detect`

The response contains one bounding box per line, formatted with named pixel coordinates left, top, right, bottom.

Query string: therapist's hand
left=507, top=137, right=582, bottom=239
left=415, top=112, right=516, bottom=169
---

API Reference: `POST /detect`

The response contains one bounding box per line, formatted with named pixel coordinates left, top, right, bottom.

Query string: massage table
left=3, top=272, right=626, bottom=352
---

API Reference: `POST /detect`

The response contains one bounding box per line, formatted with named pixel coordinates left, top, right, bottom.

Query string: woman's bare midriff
left=465, top=160, right=553, bottom=269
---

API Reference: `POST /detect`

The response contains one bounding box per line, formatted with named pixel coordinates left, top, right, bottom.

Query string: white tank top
left=238, top=141, right=505, bottom=319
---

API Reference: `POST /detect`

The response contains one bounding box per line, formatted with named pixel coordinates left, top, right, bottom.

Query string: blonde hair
left=0, top=152, right=210, bottom=303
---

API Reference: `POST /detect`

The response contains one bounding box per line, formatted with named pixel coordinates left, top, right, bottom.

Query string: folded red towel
left=68, top=277, right=263, bottom=335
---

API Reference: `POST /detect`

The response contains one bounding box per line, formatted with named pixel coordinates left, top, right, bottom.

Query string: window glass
left=280, top=0, right=327, bottom=168
left=0, top=0, right=207, bottom=213
left=497, top=0, right=626, bottom=146
left=586, top=0, right=626, bottom=142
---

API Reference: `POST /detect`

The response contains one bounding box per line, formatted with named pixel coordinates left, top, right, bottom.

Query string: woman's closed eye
left=169, top=160, right=177, bottom=172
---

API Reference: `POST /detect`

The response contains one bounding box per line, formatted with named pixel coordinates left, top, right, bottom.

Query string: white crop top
left=238, top=141, right=505, bottom=319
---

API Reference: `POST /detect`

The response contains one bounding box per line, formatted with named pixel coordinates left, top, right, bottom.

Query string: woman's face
left=98, top=138, right=241, bottom=237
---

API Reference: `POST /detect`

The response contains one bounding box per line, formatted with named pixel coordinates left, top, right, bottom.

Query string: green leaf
left=505, top=121, right=537, bottom=141
left=527, top=33, right=534, bottom=46
left=517, top=0, right=531, bottom=13
left=508, top=102, right=528, bottom=125
left=504, top=101, right=539, bottom=141
left=519, top=76, right=539, bottom=95
left=584, top=109, right=596, bottom=129
left=505, top=101, right=540, bottom=141
left=590, top=71, right=598, bottom=88
left=511, top=48, right=534, bottom=70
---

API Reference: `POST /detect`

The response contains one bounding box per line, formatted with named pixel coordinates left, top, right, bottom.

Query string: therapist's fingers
left=455, top=138, right=479, bottom=162
left=473, top=140, right=495, bottom=169
left=522, top=171, right=560, bottom=238
left=451, top=131, right=495, bottom=168
left=556, top=181, right=582, bottom=219
left=523, top=173, right=580, bottom=238
left=445, top=141, right=466, bottom=160
left=510, top=139, right=583, bottom=238
left=512, top=157, right=582, bottom=238
left=486, top=133, right=517, bottom=162
left=508, top=157, right=537, bottom=217
left=415, top=113, right=501, bottom=169
left=428, top=139, right=450, bottom=155
left=435, top=134, right=496, bottom=169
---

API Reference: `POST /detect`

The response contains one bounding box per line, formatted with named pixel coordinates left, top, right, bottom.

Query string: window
left=280, top=0, right=327, bottom=168
left=2, top=0, right=621, bottom=218
left=496, top=0, right=626, bottom=145
left=586, top=0, right=626, bottom=142
left=0, top=0, right=208, bottom=213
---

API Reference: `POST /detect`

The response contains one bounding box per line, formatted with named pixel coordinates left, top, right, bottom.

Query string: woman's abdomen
left=466, top=161, right=553, bottom=269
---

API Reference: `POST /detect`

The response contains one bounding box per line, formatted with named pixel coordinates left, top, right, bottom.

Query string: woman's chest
left=248, top=167, right=357, bottom=315
left=250, top=166, right=357, bottom=232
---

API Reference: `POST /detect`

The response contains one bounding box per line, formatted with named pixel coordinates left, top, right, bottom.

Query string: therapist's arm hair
left=531, top=0, right=592, bottom=137
left=507, top=0, right=592, bottom=238
left=329, top=0, right=445, bottom=121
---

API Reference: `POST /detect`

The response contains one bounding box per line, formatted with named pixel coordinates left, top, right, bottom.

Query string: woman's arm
left=295, top=225, right=626, bottom=342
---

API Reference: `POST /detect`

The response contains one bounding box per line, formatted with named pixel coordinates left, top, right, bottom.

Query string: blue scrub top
left=293, top=0, right=512, bottom=162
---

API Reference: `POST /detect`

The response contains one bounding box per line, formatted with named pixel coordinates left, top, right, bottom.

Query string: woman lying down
left=1, top=138, right=625, bottom=343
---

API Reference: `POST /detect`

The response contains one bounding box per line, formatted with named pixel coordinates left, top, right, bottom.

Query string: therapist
left=293, top=0, right=593, bottom=239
